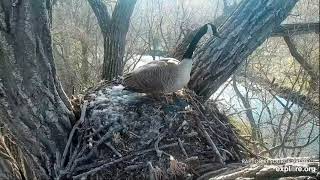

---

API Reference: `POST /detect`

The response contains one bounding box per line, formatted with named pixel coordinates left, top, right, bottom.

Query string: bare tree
left=225, top=36, right=319, bottom=158
left=52, top=0, right=102, bottom=95
left=283, top=35, right=319, bottom=90
left=88, top=0, right=137, bottom=80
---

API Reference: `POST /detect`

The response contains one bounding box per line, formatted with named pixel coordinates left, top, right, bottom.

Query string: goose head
left=182, top=23, right=222, bottom=60
left=208, top=23, right=222, bottom=38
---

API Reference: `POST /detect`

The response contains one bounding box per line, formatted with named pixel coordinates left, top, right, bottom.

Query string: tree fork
left=89, top=0, right=137, bottom=81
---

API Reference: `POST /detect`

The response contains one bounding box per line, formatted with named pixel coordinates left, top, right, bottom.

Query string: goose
left=123, top=23, right=221, bottom=95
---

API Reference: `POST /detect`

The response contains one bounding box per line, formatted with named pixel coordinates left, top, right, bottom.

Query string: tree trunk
left=80, top=39, right=90, bottom=85
left=88, top=0, right=137, bottom=81
left=188, top=0, right=298, bottom=100
left=0, top=0, right=73, bottom=179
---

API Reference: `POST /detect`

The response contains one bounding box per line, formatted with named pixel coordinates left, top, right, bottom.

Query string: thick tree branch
left=189, top=0, right=299, bottom=100
left=270, top=84, right=319, bottom=113
left=272, top=22, right=319, bottom=37
left=283, top=35, right=319, bottom=89
left=171, top=22, right=319, bottom=62
left=88, top=0, right=111, bottom=36
left=239, top=74, right=319, bottom=115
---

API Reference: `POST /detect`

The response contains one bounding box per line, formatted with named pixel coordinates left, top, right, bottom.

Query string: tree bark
left=171, top=22, right=319, bottom=63
left=185, top=0, right=298, bottom=100
left=88, top=0, right=137, bottom=81
left=87, top=0, right=111, bottom=36
left=80, top=39, right=90, bottom=85
left=0, top=0, right=73, bottom=179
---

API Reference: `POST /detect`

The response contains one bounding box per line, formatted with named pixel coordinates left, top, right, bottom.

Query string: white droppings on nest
left=112, top=84, right=125, bottom=91
left=97, top=90, right=104, bottom=96
left=87, top=86, right=140, bottom=126
left=184, top=105, right=192, bottom=111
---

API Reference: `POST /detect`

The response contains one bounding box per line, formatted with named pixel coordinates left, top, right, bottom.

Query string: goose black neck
left=182, top=24, right=209, bottom=59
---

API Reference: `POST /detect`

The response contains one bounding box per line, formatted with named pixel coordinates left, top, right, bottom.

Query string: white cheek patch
left=166, top=59, right=180, bottom=64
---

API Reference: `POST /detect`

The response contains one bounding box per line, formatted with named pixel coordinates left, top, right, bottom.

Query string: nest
left=58, top=81, right=249, bottom=179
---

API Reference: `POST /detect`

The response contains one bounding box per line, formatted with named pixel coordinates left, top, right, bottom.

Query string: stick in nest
left=186, top=93, right=225, bottom=165
left=73, top=143, right=182, bottom=179
left=178, top=138, right=188, bottom=157
left=60, top=101, right=88, bottom=168
left=155, top=135, right=163, bottom=158
left=105, top=142, right=122, bottom=157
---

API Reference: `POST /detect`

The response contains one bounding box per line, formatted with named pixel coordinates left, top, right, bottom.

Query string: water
left=211, top=79, right=319, bottom=158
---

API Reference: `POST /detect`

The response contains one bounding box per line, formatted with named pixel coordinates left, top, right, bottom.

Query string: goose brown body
left=122, top=23, right=221, bottom=94
left=123, top=58, right=192, bottom=93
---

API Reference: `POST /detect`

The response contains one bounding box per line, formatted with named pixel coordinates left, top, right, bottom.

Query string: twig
left=105, top=142, right=122, bottom=157
left=75, top=125, right=123, bottom=166
left=73, top=143, right=182, bottom=179
left=207, top=125, right=230, bottom=143
left=226, top=108, right=257, bottom=117
left=55, top=151, right=61, bottom=176
left=124, top=163, right=144, bottom=171
left=155, top=135, right=163, bottom=157
left=128, top=131, right=141, bottom=138
left=212, top=78, right=233, bottom=102
left=196, top=116, right=224, bottom=164
left=178, top=138, right=188, bottom=157
left=60, top=101, right=88, bottom=168
left=176, top=120, right=188, bottom=132
left=84, top=125, right=106, bottom=138
left=185, top=156, right=198, bottom=162
left=188, top=92, right=228, bottom=130
left=148, top=162, right=155, bottom=180
left=64, top=140, right=81, bottom=172
left=220, top=148, right=234, bottom=160
left=74, top=155, right=131, bottom=179
left=186, top=94, right=225, bottom=165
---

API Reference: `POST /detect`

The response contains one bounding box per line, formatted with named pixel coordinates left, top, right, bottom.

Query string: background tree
left=53, top=0, right=102, bottom=95
left=88, top=0, right=137, bottom=80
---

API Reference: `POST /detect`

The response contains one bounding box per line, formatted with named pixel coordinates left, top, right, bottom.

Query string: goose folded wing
left=123, top=60, right=173, bottom=93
